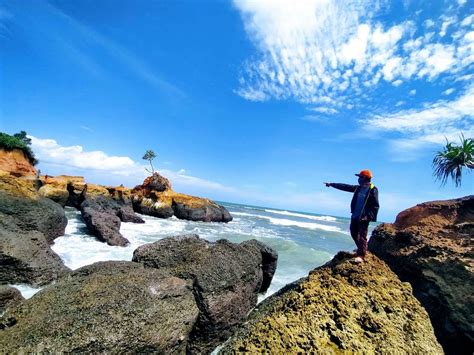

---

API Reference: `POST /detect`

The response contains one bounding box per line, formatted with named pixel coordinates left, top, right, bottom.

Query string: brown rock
left=221, top=252, right=443, bottom=354
left=369, top=195, right=473, bottom=355
left=131, top=173, right=233, bottom=222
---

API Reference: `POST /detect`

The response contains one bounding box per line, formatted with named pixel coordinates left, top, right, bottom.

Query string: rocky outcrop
left=0, top=286, right=24, bottom=314
left=0, top=148, right=37, bottom=177
left=369, top=195, right=474, bottom=355
left=132, top=234, right=278, bottom=354
left=221, top=252, right=443, bottom=354
left=0, top=261, right=199, bottom=353
left=132, top=173, right=233, bottom=222
left=0, top=191, right=69, bottom=286
left=80, top=194, right=144, bottom=247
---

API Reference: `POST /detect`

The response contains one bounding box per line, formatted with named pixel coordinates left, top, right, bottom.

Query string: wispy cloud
left=233, top=1, right=473, bottom=110
left=363, top=84, right=474, bottom=155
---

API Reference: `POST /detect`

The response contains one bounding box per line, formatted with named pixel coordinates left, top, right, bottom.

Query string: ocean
left=14, top=202, right=378, bottom=300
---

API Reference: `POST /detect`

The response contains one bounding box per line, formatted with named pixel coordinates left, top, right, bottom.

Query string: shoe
left=354, top=257, right=364, bottom=263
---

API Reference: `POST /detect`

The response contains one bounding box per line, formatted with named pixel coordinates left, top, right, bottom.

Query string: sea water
left=15, top=202, right=377, bottom=300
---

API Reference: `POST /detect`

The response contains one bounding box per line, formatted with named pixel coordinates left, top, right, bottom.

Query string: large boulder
left=0, top=261, right=199, bottom=353
left=132, top=234, right=278, bottom=354
left=369, top=195, right=474, bottom=355
left=132, top=173, right=233, bottom=222
left=220, top=252, right=443, bottom=354
left=0, top=191, right=67, bottom=244
left=0, top=286, right=24, bottom=314
left=0, top=192, right=69, bottom=286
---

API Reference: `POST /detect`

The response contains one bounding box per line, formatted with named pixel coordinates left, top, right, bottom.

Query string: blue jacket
left=330, top=183, right=379, bottom=222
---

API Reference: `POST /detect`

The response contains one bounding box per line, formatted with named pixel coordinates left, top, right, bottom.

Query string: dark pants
left=350, top=218, right=369, bottom=257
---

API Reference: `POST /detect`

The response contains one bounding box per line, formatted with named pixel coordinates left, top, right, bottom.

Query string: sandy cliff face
left=0, top=148, right=37, bottom=177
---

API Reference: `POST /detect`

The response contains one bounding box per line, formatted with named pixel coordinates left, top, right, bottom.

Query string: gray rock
left=0, top=192, right=69, bottom=286
left=172, top=201, right=233, bottom=222
left=240, top=239, right=278, bottom=293
left=0, top=261, right=199, bottom=353
left=80, top=195, right=144, bottom=246
left=0, top=191, right=67, bottom=244
left=132, top=234, right=277, bottom=354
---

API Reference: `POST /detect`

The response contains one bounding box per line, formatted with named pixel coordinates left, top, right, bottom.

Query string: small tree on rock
left=142, top=150, right=157, bottom=174
left=432, top=134, right=473, bottom=187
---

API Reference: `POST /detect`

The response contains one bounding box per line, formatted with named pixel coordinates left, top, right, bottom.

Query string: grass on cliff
left=0, top=131, right=38, bottom=165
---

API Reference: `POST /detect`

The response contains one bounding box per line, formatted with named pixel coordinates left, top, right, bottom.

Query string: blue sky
left=1, top=0, right=473, bottom=221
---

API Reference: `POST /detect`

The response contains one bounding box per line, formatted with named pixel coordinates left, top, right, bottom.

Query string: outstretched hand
left=324, top=182, right=331, bottom=187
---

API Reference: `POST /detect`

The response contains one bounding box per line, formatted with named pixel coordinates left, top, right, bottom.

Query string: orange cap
left=355, top=170, right=373, bottom=179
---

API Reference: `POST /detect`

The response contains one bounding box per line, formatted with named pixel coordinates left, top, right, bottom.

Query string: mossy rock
left=221, top=253, right=443, bottom=354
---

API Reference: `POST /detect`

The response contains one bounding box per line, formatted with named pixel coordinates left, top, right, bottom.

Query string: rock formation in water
left=0, top=173, right=69, bottom=286
left=369, top=195, right=474, bottom=355
left=132, top=234, right=278, bottom=353
left=220, top=252, right=443, bottom=354
left=132, top=173, right=233, bottom=222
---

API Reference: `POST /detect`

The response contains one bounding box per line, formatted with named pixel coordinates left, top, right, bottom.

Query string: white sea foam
left=265, top=216, right=344, bottom=232
left=265, top=209, right=337, bottom=222
left=10, top=284, right=43, bottom=299
left=231, top=211, right=344, bottom=233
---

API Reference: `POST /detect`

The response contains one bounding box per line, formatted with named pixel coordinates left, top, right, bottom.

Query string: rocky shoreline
left=1, top=147, right=473, bottom=354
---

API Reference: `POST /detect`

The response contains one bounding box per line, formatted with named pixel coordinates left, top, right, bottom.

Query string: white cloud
left=363, top=85, right=474, bottom=151
left=409, top=89, right=416, bottom=96
left=29, top=136, right=234, bottom=193
left=443, top=88, right=455, bottom=95
left=309, top=106, right=338, bottom=114
left=233, top=0, right=473, bottom=111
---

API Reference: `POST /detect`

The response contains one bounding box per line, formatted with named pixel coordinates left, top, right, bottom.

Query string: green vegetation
left=0, top=131, right=38, bottom=165
left=433, top=134, right=473, bottom=187
left=142, top=150, right=157, bottom=174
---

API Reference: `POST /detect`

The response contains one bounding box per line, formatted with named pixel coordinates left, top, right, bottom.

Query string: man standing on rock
left=324, top=170, right=379, bottom=263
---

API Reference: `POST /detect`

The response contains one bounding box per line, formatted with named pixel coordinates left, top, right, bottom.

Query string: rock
left=80, top=197, right=129, bottom=247
left=240, top=239, right=278, bottom=293
left=0, top=213, right=69, bottom=286
left=132, top=234, right=277, bottom=354
left=0, top=177, right=69, bottom=286
left=369, top=195, right=474, bottom=355
left=0, top=191, right=68, bottom=244
left=220, top=252, right=443, bottom=354
left=38, top=184, right=69, bottom=207
left=0, top=286, right=24, bottom=314
left=172, top=194, right=233, bottom=222
left=0, top=172, right=37, bottom=199
left=0, top=148, right=37, bottom=177
left=78, top=184, right=145, bottom=246
left=132, top=174, right=233, bottom=222
left=0, top=261, right=199, bottom=353
left=141, top=172, right=173, bottom=192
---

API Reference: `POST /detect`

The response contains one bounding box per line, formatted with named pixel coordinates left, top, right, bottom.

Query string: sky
left=1, top=0, right=473, bottom=222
